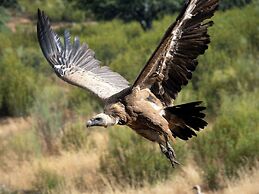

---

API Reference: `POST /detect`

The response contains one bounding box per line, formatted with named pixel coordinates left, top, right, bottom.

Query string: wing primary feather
left=64, top=30, right=72, bottom=59
left=37, top=9, right=129, bottom=100
left=132, top=0, right=219, bottom=105
left=37, top=10, right=56, bottom=65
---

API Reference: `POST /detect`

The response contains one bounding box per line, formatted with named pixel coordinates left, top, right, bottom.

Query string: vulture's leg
left=159, top=135, right=180, bottom=167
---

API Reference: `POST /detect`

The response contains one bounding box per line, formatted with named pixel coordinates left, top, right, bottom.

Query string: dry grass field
left=0, top=118, right=258, bottom=194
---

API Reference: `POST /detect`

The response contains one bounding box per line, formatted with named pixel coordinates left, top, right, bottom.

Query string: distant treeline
left=76, top=0, right=253, bottom=30
left=0, top=0, right=253, bottom=30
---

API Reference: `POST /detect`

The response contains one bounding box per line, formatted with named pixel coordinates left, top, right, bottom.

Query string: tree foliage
left=0, top=0, right=17, bottom=8
left=0, top=6, right=9, bottom=32
left=220, top=0, right=253, bottom=10
left=76, top=0, right=184, bottom=31
left=75, top=0, right=253, bottom=30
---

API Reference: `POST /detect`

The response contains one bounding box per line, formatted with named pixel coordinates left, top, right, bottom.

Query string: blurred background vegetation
left=0, top=0, right=258, bottom=193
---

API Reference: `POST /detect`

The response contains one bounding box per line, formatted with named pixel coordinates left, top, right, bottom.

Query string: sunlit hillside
left=0, top=1, right=258, bottom=193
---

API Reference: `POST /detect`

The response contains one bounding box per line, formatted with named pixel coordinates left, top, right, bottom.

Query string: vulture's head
left=86, top=113, right=119, bottom=128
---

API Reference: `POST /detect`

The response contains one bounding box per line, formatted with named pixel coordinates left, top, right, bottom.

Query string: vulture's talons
left=166, top=141, right=176, bottom=159
left=166, top=141, right=180, bottom=167
left=159, top=143, right=180, bottom=167
left=159, top=144, right=167, bottom=154
left=168, top=148, right=180, bottom=167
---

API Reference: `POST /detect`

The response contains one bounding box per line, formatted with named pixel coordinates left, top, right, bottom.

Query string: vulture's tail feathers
left=164, top=101, right=207, bottom=140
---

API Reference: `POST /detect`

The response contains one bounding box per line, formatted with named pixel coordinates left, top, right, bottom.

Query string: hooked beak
left=86, top=113, right=119, bottom=128
left=86, top=118, right=106, bottom=128
left=86, top=119, right=96, bottom=128
left=86, top=120, right=91, bottom=128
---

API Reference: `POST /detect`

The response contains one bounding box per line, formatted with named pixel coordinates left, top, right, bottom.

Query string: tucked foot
left=159, top=143, right=180, bottom=167
left=166, top=141, right=180, bottom=167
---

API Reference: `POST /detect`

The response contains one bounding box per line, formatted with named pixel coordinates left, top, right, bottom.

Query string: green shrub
left=67, top=87, right=101, bottom=116
left=31, top=85, right=67, bottom=154
left=220, top=0, right=252, bottom=10
left=63, top=4, right=87, bottom=22
left=17, top=0, right=86, bottom=22
left=61, top=122, right=90, bottom=151
left=34, top=168, right=65, bottom=193
left=0, top=0, right=18, bottom=8
left=191, top=91, right=259, bottom=189
left=0, top=23, right=43, bottom=116
left=0, top=47, right=36, bottom=116
left=100, top=126, right=186, bottom=187
left=0, top=7, right=9, bottom=32
left=18, top=0, right=65, bottom=20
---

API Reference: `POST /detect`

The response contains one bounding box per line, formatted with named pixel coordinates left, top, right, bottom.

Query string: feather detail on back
left=37, top=9, right=129, bottom=100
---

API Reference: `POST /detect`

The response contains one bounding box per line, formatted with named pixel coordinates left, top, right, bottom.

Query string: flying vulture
left=37, top=0, right=219, bottom=166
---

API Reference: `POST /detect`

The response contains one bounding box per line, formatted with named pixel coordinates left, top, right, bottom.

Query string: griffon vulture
left=37, top=0, right=219, bottom=166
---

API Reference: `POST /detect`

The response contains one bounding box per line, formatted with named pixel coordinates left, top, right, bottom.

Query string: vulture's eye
left=118, top=120, right=125, bottom=125
left=95, top=117, right=102, bottom=122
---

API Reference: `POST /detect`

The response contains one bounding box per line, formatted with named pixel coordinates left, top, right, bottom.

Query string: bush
left=61, top=122, right=90, bottom=151
left=31, top=85, right=68, bottom=154
left=0, top=21, right=43, bottom=116
left=34, top=168, right=65, bottom=193
left=17, top=0, right=86, bottom=22
left=0, top=7, right=9, bottom=32
left=191, top=91, right=259, bottom=189
left=0, top=47, right=37, bottom=116
left=18, top=0, right=65, bottom=20
left=0, top=0, right=18, bottom=8
left=100, top=126, right=187, bottom=187
left=67, top=87, right=101, bottom=116
left=220, top=0, right=252, bottom=10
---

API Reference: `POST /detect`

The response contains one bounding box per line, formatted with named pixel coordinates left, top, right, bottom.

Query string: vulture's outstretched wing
left=37, top=9, right=129, bottom=100
left=133, top=0, right=219, bottom=106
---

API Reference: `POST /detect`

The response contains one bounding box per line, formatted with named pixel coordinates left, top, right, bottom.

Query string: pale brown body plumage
left=37, top=0, right=219, bottom=166
left=106, top=88, right=173, bottom=145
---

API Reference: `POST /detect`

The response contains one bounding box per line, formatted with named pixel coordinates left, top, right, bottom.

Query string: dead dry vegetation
left=0, top=119, right=258, bottom=194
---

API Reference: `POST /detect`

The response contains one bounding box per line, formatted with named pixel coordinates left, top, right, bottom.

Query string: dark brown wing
left=133, top=0, right=219, bottom=106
